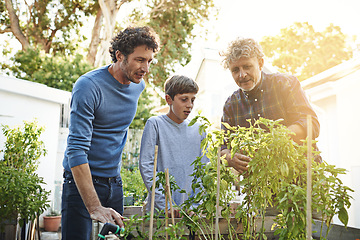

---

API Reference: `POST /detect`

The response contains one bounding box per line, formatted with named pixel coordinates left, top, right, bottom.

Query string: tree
left=1, top=0, right=216, bottom=129
left=129, top=87, right=155, bottom=129
left=2, top=0, right=94, bottom=54
left=260, top=22, right=353, bottom=81
left=2, top=0, right=216, bottom=89
left=145, top=0, right=215, bottom=87
left=3, top=48, right=93, bottom=92
left=90, top=0, right=216, bottom=87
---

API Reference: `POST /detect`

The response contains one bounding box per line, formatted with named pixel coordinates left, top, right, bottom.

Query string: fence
left=122, top=129, right=144, bottom=169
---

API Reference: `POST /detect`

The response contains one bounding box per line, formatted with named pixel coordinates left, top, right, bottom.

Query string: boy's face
left=166, top=92, right=196, bottom=124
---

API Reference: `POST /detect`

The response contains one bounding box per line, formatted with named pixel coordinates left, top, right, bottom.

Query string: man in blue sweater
left=61, top=26, right=160, bottom=239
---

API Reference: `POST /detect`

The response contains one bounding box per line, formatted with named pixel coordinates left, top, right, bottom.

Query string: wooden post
left=149, top=146, right=158, bottom=240
left=165, top=169, right=176, bottom=227
left=165, top=175, right=169, bottom=240
left=215, top=148, right=221, bottom=239
left=306, top=115, right=313, bottom=240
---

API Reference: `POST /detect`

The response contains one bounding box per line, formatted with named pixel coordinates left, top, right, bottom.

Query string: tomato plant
left=121, top=115, right=353, bottom=240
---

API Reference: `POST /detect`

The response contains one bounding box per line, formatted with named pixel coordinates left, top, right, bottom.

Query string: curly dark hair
left=109, top=26, right=160, bottom=63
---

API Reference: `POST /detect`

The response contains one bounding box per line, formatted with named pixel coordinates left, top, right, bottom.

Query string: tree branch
left=4, top=0, right=30, bottom=50
left=0, top=27, right=12, bottom=34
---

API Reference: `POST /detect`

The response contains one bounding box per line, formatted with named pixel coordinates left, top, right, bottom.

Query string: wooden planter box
left=92, top=206, right=360, bottom=239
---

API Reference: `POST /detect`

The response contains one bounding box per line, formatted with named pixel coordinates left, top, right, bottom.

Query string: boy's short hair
left=164, top=75, right=199, bottom=100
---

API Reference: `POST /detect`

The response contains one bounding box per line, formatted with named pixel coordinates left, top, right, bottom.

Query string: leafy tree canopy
left=129, top=86, right=155, bottom=129
left=3, top=48, right=93, bottom=92
left=121, top=0, right=216, bottom=88
left=2, top=0, right=216, bottom=89
left=260, top=22, right=353, bottom=81
left=1, top=0, right=216, bottom=129
left=1, top=0, right=94, bottom=54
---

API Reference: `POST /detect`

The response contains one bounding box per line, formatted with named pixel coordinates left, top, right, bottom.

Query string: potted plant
left=43, top=209, right=61, bottom=232
left=0, top=120, right=50, bottom=237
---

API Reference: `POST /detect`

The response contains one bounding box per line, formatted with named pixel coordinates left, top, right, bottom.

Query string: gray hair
left=220, top=37, right=264, bottom=69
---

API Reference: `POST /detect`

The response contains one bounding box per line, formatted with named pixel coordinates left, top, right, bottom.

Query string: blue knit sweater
left=63, top=65, right=145, bottom=177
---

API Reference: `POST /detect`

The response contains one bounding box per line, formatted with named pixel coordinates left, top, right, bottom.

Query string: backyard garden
left=109, top=115, right=356, bottom=240
left=0, top=116, right=358, bottom=239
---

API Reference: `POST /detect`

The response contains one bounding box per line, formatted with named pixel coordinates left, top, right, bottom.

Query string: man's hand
left=71, top=164, right=125, bottom=228
left=89, top=205, right=125, bottom=228
left=221, top=148, right=251, bottom=174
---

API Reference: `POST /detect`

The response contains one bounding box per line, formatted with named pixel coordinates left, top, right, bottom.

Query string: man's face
left=166, top=92, right=196, bottom=124
left=229, top=56, right=264, bottom=92
left=119, top=45, right=154, bottom=84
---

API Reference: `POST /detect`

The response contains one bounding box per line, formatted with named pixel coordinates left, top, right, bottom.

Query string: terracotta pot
left=43, top=215, right=61, bottom=232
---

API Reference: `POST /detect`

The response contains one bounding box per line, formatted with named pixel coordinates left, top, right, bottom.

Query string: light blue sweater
left=63, top=65, right=145, bottom=177
left=139, top=115, right=208, bottom=212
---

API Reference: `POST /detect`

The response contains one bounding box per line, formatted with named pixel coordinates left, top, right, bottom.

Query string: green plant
left=46, top=209, right=61, bottom=217
left=0, top=120, right=50, bottom=228
left=121, top=167, right=147, bottom=206
left=220, top=117, right=353, bottom=240
left=181, top=115, right=239, bottom=240
left=120, top=114, right=353, bottom=239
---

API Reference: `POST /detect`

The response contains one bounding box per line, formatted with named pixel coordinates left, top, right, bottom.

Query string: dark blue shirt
left=222, top=72, right=319, bottom=138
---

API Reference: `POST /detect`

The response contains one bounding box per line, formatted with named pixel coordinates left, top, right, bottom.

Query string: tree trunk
left=4, top=0, right=30, bottom=50
left=95, top=0, right=122, bottom=66
left=87, top=9, right=103, bottom=66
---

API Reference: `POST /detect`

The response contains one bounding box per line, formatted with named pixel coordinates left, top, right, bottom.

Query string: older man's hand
left=221, top=149, right=251, bottom=174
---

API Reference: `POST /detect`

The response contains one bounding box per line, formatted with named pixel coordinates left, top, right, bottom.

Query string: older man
left=220, top=37, right=320, bottom=174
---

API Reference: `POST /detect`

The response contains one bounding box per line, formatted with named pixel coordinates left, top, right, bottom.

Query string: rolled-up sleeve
left=282, top=75, right=320, bottom=139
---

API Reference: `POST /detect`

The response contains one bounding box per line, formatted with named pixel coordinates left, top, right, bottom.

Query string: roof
left=301, top=57, right=360, bottom=90
left=0, top=75, right=71, bottom=104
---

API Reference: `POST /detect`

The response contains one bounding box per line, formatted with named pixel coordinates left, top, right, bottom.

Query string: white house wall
left=303, top=63, right=360, bottom=228
left=193, top=58, right=237, bottom=127
left=334, top=70, right=360, bottom=228
left=0, top=75, right=71, bottom=219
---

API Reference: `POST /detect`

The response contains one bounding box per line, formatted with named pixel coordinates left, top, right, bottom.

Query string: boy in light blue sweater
left=139, top=75, right=208, bottom=215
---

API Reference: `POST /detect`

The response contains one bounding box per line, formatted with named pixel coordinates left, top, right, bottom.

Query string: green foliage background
left=260, top=22, right=353, bottom=81
left=3, top=48, right=93, bottom=92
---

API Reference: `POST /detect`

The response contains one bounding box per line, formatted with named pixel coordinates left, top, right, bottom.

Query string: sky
left=199, top=0, right=360, bottom=49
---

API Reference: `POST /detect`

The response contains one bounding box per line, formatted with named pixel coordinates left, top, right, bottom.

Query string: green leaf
left=338, top=207, right=349, bottom=226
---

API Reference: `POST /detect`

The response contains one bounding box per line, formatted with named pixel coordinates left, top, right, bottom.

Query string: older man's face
left=229, top=56, right=264, bottom=92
